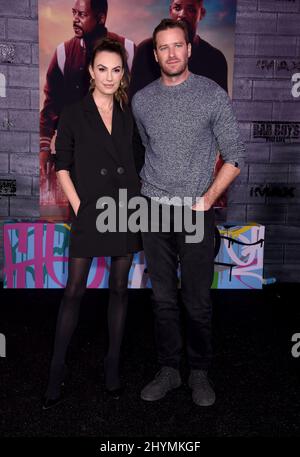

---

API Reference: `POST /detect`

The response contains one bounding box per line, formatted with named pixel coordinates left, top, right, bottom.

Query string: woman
left=42, top=38, right=143, bottom=410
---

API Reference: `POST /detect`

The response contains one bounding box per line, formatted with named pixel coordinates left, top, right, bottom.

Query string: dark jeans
left=142, top=198, right=215, bottom=370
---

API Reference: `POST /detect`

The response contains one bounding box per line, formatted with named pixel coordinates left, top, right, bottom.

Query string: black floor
left=1, top=284, right=300, bottom=439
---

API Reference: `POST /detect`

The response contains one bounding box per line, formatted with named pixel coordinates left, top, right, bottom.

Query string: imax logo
left=250, top=185, right=295, bottom=198
left=0, top=333, right=6, bottom=358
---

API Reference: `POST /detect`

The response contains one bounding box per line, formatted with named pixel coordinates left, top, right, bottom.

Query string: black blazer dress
left=54, top=91, right=143, bottom=258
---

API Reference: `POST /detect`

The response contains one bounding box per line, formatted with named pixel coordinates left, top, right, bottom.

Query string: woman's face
left=89, top=51, right=124, bottom=97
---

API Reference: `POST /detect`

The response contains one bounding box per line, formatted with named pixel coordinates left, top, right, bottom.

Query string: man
left=129, top=0, right=228, bottom=99
left=40, top=0, right=135, bottom=176
left=131, top=19, right=244, bottom=406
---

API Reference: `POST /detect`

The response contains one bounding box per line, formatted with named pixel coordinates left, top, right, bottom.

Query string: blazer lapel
left=111, top=101, right=129, bottom=164
left=82, top=92, right=121, bottom=165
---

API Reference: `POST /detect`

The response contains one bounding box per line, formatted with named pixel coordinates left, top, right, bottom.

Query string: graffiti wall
left=3, top=221, right=265, bottom=289
left=214, top=223, right=265, bottom=289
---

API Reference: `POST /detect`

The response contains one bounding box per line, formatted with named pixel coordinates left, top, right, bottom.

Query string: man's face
left=72, top=0, right=105, bottom=38
left=170, top=0, right=205, bottom=38
left=154, top=27, right=191, bottom=78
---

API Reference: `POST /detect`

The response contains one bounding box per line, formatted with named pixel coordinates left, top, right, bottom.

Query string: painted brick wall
left=0, top=0, right=300, bottom=282
left=230, top=0, right=300, bottom=282
left=0, top=0, right=39, bottom=279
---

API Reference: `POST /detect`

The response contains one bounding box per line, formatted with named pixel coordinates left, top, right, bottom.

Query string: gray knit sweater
left=131, top=72, right=245, bottom=204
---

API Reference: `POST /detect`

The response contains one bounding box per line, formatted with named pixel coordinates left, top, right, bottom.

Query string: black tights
left=46, top=255, right=133, bottom=399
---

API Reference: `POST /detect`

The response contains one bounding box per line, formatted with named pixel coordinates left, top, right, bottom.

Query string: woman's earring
left=90, top=77, right=95, bottom=89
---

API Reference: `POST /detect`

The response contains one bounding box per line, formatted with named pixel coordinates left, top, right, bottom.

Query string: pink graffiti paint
left=3, top=222, right=107, bottom=289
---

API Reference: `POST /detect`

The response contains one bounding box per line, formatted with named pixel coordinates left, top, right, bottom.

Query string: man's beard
left=161, top=60, right=188, bottom=78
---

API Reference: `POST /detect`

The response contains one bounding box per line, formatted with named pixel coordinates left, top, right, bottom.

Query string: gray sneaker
left=141, top=366, right=182, bottom=401
left=188, top=370, right=216, bottom=406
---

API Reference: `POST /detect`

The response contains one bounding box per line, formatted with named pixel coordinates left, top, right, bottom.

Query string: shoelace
left=192, top=373, right=209, bottom=384
left=155, top=368, right=174, bottom=383
left=191, top=373, right=211, bottom=389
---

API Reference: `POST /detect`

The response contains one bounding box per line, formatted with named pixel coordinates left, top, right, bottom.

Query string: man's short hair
left=153, top=18, right=189, bottom=50
left=91, top=0, right=108, bottom=16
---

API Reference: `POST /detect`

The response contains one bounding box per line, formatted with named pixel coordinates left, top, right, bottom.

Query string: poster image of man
left=129, top=0, right=228, bottom=98
left=128, top=0, right=236, bottom=208
left=39, top=0, right=135, bottom=217
left=39, top=0, right=236, bottom=216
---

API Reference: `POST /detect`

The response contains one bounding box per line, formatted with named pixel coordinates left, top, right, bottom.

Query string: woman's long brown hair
left=89, top=37, right=129, bottom=110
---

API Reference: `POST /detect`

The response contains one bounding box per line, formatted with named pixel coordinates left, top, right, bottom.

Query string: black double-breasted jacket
left=54, top=91, right=143, bottom=257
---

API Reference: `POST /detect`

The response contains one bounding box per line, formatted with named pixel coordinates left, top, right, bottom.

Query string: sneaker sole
left=192, top=396, right=216, bottom=407
left=189, top=387, right=216, bottom=406
left=140, top=383, right=182, bottom=402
